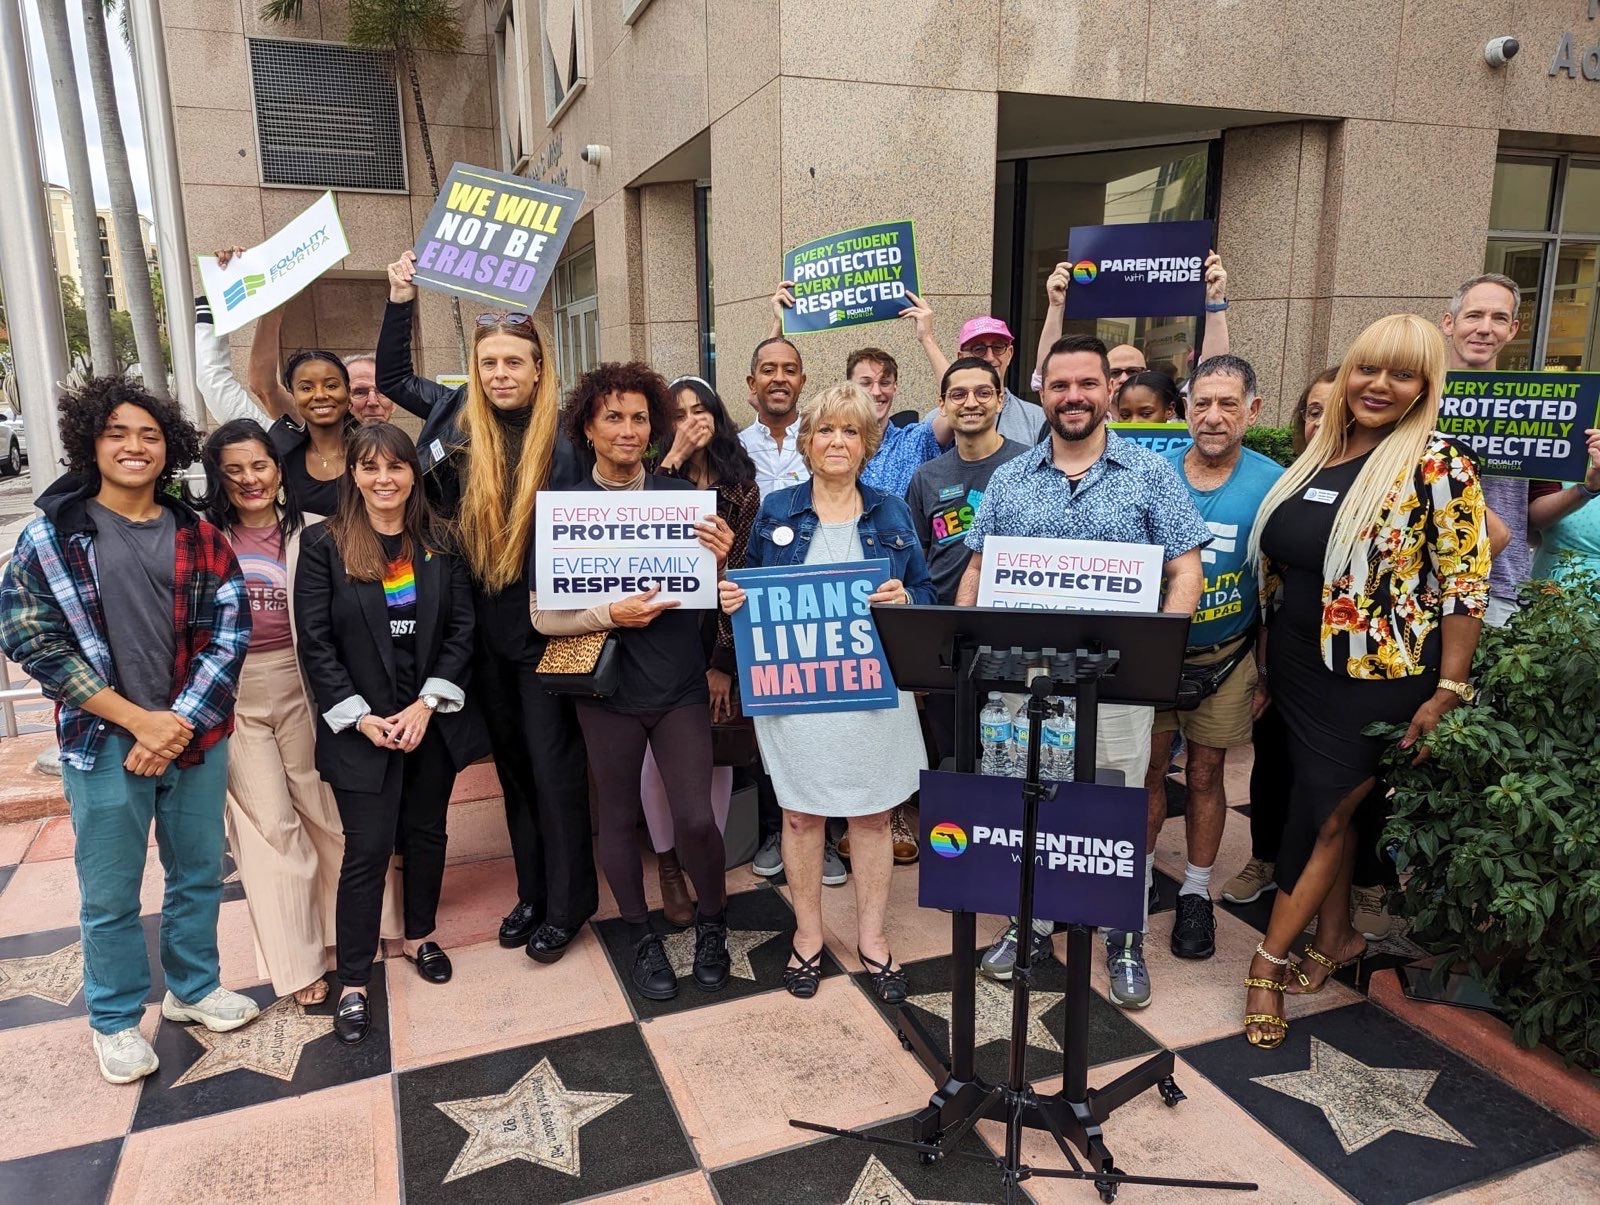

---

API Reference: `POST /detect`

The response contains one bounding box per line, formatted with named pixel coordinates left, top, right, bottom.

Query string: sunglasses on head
left=476, top=311, right=534, bottom=329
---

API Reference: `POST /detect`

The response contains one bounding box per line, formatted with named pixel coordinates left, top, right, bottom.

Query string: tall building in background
left=43, top=183, right=157, bottom=312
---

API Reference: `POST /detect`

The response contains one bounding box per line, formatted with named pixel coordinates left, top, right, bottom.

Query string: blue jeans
left=61, top=735, right=229, bottom=1034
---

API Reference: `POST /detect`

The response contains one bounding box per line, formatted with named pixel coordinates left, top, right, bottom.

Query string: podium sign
left=918, top=769, right=1146, bottom=933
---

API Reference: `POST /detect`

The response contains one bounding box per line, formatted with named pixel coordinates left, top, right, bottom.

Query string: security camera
left=580, top=144, right=609, bottom=165
left=1484, top=36, right=1520, bottom=68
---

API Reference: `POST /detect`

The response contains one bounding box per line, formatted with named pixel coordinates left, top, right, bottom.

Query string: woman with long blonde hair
left=1239, top=314, right=1490, bottom=1049
left=376, top=251, right=595, bottom=965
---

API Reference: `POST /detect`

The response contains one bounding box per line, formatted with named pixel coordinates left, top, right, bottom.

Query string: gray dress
left=753, top=520, right=928, bottom=817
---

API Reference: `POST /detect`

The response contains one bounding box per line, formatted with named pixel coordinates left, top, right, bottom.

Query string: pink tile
left=109, top=1075, right=399, bottom=1204
left=643, top=978, right=931, bottom=1167
left=216, top=897, right=283, bottom=991
left=1436, top=1145, right=1600, bottom=1202
left=449, top=759, right=503, bottom=804
left=21, top=816, right=72, bottom=862
left=0, top=819, right=41, bottom=865
left=0, top=859, right=83, bottom=936
left=800, top=862, right=1008, bottom=970
left=1154, top=807, right=1255, bottom=888
left=0, top=733, right=68, bottom=824
left=444, top=795, right=515, bottom=865
left=587, top=1172, right=719, bottom=1203
left=431, top=856, right=523, bottom=949
left=387, top=933, right=632, bottom=1070
left=0, top=1008, right=154, bottom=1160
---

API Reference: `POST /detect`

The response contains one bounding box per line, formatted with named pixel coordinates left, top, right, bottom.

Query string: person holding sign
left=1240, top=315, right=1489, bottom=1049
left=532, top=364, right=737, bottom=1003
left=719, top=383, right=936, bottom=1004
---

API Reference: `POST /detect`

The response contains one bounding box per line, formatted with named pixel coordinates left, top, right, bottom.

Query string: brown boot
left=657, top=848, right=695, bottom=928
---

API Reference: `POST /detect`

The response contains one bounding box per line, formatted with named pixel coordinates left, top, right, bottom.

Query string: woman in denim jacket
left=720, top=383, right=935, bottom=1004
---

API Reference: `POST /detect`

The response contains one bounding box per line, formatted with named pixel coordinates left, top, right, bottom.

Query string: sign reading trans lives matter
left=782, top=221, right=920, bottom=335
left=411, top=163, right=584, bottom=311
left=1063, top=220, right=1212, bottom=320
left=1438, top=370, right=1600, bottom=481
left=534, top=491, right=718, bottom=610
left=196, top=191, right=350, bottom=335
left=977, top=536, right=1163, bottom=612
left=725, top=562, right=900, bottom=716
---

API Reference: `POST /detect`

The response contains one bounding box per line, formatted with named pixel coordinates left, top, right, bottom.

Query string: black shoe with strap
left=858, top=948, right=908, bottom=1004
left=632, top=932, right=679, bottom=1001
left=783, top=945, right=823, bottom=998
left=334, top=991, right=369, bottom=1045
left=406, top=941, right=453, bottom=983
left=526, top=923, right=579, bottom=965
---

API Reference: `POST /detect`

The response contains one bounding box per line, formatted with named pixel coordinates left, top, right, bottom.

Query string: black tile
left=220, top=850, right=246, bottom=904
left=1180, top=1002, right=1588, bottom=1204
left=0, top=864, right=14, bottom=893
left=0, top=1138, right=121, bottom=1204
left=396, top=1022, right=695, bottom=1204
left=1234, top=803, right=1253, bottom=818
left=1219, top=888, right=1276, bottom=934
left=132, top=969, right=391, bottom=1131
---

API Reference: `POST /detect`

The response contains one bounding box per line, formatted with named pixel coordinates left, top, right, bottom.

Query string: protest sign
left=726, top=562, right=900, bottom=715
left=1063, top=220, right=1212, bottom=320
left=977, top=536, right=1163, bottom=612
left=411, top=163, right=584, bottom=311
left=1109, top=422, right=1192, bottom=456
left=1438, top=370, right=1600, bottom=481
left=196, top=191, right=349, bottom=335
left=918, top=770, right=1147, bottom=932
left=782, top=221, right=919, bottom=335
left=535, top=490, right=718, bottom=609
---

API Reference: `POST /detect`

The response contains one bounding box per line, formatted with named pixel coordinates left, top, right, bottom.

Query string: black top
left=269, top=416, right=351, bottom=517
left=379, top=532, right=419, bottom=699
left=1260, top=453, right=1370, bottom=633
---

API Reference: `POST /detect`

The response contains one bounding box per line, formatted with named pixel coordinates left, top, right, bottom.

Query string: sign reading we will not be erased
left=977, top=536, right=1163, bottom=612
left=1064, top=220, right=1212, bottom=320
left=534, top=491, right=719, bottom=610
left=1439, top=371, right=1600, bottom=482
left=782, top=221, right=920, bottom=335
left=196, top=191, right=350, bottom=335
left=411, top=163, right=584, bottom=311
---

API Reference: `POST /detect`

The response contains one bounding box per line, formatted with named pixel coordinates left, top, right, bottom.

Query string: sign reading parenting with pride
left=725, top=562, right=900, bottom=715
left=1109, top=422, right=1193, bottom=456
left=411, top=163, right=584, bottom=311
left=535, top=490, right=719, bottom=610
left=1438, top=370, right=1600, bottom=481
left=1063, top=220, right=1212, bottom=320
left=977, top=536, right=1163, bottom=612
left=782, top=220, right=920, bottom=335
left=196, top=191, right=350, bottom=335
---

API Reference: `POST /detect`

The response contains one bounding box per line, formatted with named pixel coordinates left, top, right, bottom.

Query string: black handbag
left=535, top=630, right=620, bottom=697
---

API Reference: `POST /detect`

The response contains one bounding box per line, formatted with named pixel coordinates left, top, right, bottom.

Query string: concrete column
left=639, top=183, right=700, bottom=379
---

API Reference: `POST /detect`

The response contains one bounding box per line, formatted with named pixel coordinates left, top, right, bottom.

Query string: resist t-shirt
left=229, top=523, right=292, bottom=652
left=906, top=439, right=1029, bottom=604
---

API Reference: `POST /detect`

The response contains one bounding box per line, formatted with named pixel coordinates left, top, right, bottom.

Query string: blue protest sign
left=1064, top=220, right=1212, bottom=320
left=782, top=221, right=920, bottom=335
left=726, top=562, right=899, bottom=715
left=918, top=770, right=1146, bottom=933
left=1109, top=422, right=1193, bottom=456
left=1439, top=371, right=1600, bottom=481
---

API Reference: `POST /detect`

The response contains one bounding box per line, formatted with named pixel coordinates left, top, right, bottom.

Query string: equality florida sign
left=196, top=191, right=350, bottom=335
left=411, top=163, right=584, bottom=311
left=1064, top=220, right=1212, bottom=320
left=534, top=490, right=719, bottom=609
left=726, top=562, right=899, bottom=716
left=1438, top=370, right=1600, bottom=481
left=782, top=221, right=919, bottom=335
left=976, top=536, right=1163, bottom=612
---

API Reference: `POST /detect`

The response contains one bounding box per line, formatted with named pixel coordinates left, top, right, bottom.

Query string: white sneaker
left=93, top=1027, right=159, bottom=1084
left=161, top=986, right=260, bottom=1033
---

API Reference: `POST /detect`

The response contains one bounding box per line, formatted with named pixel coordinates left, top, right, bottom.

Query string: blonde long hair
left=457, top=315, right=562, bottom=592
left=1248, top=314, right=1446, bottom=589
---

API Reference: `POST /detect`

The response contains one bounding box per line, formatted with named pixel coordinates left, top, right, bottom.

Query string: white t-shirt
left=739, top=420, right=810, bottom=498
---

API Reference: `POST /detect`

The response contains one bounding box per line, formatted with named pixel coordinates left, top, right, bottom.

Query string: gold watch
left=1437, top=677, right=1476, bottom=703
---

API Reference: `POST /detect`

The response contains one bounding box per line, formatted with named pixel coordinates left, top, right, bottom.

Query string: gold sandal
left=1244, top=943, right=1290, bottom=1049
left=1289, top=940, right=1366, bottom=995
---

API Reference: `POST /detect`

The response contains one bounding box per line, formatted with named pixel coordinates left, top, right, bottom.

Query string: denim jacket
left=746, top=480, right=938, bottom=604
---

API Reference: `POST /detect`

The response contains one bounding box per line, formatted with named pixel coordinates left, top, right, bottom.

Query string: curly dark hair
left=563, top=362, right=676, bottom=467
left=58, top=376, right=201, bottom=489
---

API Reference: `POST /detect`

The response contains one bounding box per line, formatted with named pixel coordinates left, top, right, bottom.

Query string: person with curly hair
left=0, top=379, right=259, bottom=1084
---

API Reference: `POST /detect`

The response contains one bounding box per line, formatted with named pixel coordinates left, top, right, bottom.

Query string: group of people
left=5, top=235, right=1598, bottom=1086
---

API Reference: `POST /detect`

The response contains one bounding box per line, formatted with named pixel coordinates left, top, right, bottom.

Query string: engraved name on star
left=0, top=941, right=83, bottom=1006
left=907, top=976, right=1064, bottom=1053
left=843, top=1154, right=984, bottom=1205
left=661, top=927, right=781, bottom=982
left=171, top=995, right=334, bottom=1087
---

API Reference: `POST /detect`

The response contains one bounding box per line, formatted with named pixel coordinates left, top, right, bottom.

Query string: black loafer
left=525, top=923, right=578, bottom=965
left=499, top=901, right=541, bottom=948
left=406, top=941, right=453, bottom=984
left=334, top=991, right=369, bottom=1044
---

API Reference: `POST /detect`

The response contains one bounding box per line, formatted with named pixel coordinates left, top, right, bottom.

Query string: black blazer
left=294, top=522, right=488, bottom=790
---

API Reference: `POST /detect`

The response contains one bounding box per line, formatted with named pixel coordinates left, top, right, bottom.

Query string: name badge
left=1304, top=487, right=1339, bottom=504
left=429, top=438, right=446, bottom=465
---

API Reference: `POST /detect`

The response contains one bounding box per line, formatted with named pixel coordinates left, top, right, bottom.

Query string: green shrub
left=1377, top=574, right=1600, bottom=1074
left=1243, top=424, right=1296, bottom=466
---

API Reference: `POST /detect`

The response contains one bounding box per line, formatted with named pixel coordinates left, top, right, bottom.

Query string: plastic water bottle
left=979, top=692, right=1013, bottom=776
left=1042, top=696, right=1076, bottom=782
left=1011, top=698, right=1031, bottom=777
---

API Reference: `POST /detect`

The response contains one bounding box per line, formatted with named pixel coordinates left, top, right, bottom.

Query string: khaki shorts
left=1152, top=637, right=1257, bottom=749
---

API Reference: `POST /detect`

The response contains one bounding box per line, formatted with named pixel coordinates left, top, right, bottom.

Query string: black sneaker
left=631, top=932, right=679, bottom=1000
left=692, top=918, right=731, bottom=992
left=1170, top=893, right=1217, bottom=960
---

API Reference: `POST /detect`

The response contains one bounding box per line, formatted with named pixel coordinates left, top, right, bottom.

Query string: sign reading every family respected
left=725, top=562, right=900, bottom=715
left=1439, top=371, right=1600, bottom=481
left=976, top=536, right=1164, bottom=612
left=196, top=191, right=350, bottom=335
left=781, top=221, right=920, bottom=335
left=535, top=491, right=719, bottom=609
left=1063, top=220, right=1212, bottom=320
left=410, top=163, right=584, bottom=311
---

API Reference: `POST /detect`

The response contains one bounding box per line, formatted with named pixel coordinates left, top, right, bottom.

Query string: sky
left=22, top=0, right=154, bottom=218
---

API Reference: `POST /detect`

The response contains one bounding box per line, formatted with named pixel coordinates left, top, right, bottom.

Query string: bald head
left=1107, top=344, right=1146, bottom=393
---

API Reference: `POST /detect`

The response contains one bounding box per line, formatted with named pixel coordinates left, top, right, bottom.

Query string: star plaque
left=171, top=995, right=334, bottom=1087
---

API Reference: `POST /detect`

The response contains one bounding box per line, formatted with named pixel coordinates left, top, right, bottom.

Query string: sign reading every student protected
left=535, top=491, right=718, bottom=609
left=725, top=562, right=900, bottom=715
left=411, top=163, right=584, bottom=311
left=1438, top=371, right=1600, bottom=481
left=196, top=191, right=350, bottom=335
left=1063, top=220, right=1212, bottom=320
left=977, top=536, right=1163, bottom=612
left=782, top=221, right=920, bottom=334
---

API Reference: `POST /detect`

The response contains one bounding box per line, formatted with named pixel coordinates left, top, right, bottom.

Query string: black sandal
left=783, top=945, right=824, bottom=999
left=858, top=948, right=908, bottom=1004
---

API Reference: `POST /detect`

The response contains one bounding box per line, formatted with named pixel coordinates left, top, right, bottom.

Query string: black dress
left=1259, top=452, right=1439, bottom=894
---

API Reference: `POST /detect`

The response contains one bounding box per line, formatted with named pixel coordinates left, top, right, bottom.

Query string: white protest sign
left=536, top=490, right=719, bottom=609
left=196, top=191, right=350, bottom=335
left=977, top=536, right=1163, bottom=612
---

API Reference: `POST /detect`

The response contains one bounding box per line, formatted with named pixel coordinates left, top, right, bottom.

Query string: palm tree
left=260, top=0, right=468, bottom=368
left=36, top=0, right=116, bottom=372
left=83, top=0, right=167, bottom=395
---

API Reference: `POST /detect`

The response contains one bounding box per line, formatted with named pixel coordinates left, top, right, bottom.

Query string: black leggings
left=575, top=701, right=725, bottom=925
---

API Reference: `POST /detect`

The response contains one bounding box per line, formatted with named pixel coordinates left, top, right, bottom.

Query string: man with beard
left=739, top=336, right=809, bottom=498
left=956, top=333, right=1209, bottom=1009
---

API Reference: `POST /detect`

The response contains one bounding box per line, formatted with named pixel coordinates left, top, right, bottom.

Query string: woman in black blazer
left=295, top=423, right=485, bottom=1044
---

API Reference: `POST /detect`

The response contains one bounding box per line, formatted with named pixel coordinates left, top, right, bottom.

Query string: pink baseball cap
left=958, top=317, right=1014, bottom=348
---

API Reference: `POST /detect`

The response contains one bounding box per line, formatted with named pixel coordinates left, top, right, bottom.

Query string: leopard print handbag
left=535, top=629, right=620, bottom=697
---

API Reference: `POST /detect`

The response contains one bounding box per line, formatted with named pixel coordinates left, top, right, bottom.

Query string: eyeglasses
left=476, top=312, right=534, bottom=329
left=1109, top=366, right=1139, bottom=379
left=963, top=341, right=1012, bottom=358
left=944, top=386, right=998, bottom=403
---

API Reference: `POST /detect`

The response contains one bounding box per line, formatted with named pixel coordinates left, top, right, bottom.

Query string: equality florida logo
left=222, top=274, right=267, bottom=310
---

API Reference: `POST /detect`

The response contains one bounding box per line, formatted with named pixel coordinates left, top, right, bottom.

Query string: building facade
left=44, top=185, right=157, bottom=313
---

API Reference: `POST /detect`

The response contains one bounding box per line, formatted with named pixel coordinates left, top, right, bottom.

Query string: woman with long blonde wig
left=1239, top=314, right=1489, bottom=1049
left=376, top=250, right=595, bottom=966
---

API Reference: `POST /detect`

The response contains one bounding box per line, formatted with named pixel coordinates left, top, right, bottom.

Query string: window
left=248, top=38, right=407, bottom=192
left=538, top=0, right=585, bottom=125
left=1485, top=153, right=1600, bottom=371
left=695, top=184, right=715, bottom=384
left=493, top=2, right=530, bottom=170
left=551, top=245, right=599, bottom=386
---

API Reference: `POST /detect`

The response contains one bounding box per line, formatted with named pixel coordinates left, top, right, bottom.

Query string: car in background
left=0, top=410, right=23, bottom=478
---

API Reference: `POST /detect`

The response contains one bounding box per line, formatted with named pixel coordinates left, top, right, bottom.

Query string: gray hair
left=1190, top=353, right=1258, bottom=399
left=1449, top=273, right=1520, bottom=318
left=344, top=353, right=377, bottom=369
